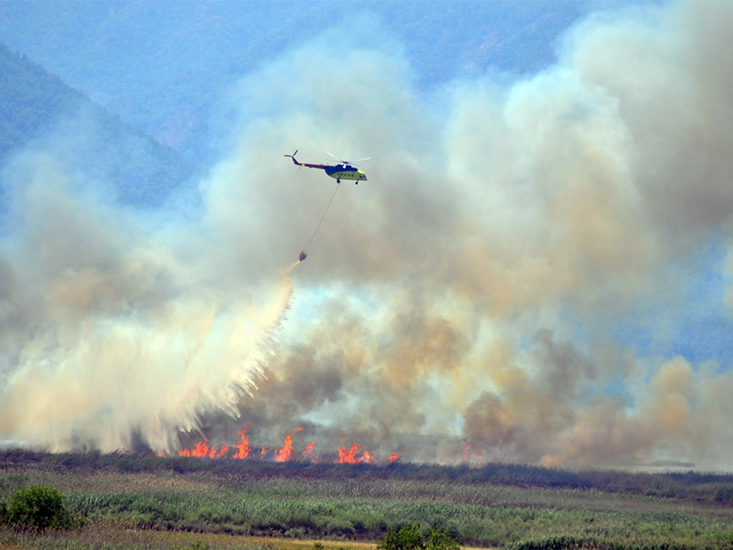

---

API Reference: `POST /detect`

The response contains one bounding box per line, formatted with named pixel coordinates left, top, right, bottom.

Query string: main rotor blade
left=324, top=151, right=371, bottom=164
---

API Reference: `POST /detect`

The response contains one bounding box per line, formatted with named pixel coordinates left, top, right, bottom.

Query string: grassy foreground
left=1, top=451, right=733, bottom=549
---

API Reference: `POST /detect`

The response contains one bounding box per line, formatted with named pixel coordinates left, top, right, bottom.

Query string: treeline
left=2, top=448, right=733, bottom=505
left=0, top=41, right=197, bottom=207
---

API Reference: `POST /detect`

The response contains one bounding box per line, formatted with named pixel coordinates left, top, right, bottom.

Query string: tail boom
left=285, top=150, right=328, bottom=170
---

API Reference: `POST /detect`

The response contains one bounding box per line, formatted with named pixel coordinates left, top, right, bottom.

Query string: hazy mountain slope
left=0, top=0, right=598, bottom=164
left=0, top=41, right=197, bottom=206
left=0, top=44, right=86, bottom=158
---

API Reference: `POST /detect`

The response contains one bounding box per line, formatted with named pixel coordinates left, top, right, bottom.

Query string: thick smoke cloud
left=0, top=119, right=295, bottom=452
left=3, top=1, right=733, bottom=469
left=224, top=2, right=733, bottom=469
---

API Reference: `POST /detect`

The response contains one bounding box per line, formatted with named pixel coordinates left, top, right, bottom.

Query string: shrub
left=379, top=523, right=425, bottom=550
left=3, top=486, right=77, bottom=530
left=378, top=524, right=462, bottom=550
left=427, top=526, right=461, bottom=550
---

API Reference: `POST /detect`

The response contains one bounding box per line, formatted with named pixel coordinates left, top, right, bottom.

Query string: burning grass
left=1, top=451, right=733, bottom=549
left=177, top=426, right=398, bottom=465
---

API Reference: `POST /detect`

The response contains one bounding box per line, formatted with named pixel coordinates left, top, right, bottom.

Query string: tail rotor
left=284, top=150, right=300, bottom=166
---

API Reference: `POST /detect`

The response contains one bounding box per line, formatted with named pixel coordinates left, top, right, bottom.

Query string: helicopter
left=285, top=150, right=370, bottom=184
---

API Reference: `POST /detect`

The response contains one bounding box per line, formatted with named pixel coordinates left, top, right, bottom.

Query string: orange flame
left=362, top=450, right=376, bottom=464
left=463, top=442, right=472, bottom=462
left=233, top=423, right=251, bottom=459
left=178, top=437, right=230, bottom=459
left=179, top=438, right=220, bottom=458
left=274, top=427, right=303, bottom=462
left=336, top=434, right=376, bottom=464
left=302, top=441, right=316, bottom=458
left=178, top=424, right=400, bottom=464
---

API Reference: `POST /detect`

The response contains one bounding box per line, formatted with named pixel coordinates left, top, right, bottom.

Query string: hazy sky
left=2, top=0, right=733, bottom=470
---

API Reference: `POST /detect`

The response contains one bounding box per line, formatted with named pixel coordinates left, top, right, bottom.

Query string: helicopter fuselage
left=285, top=151, right=368, bottom=184
left=325, top=164, right=367, bottom=182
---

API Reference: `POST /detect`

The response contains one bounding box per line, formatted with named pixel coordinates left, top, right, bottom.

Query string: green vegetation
left=1, top=486, right=79, bottom=531
left=1, top=450, right=733, bottom=549
left=377, top=523, right=459, bottom=550
left=379, top=524, right=425, bottom=550
left=426, top=526, right=461, bottom=550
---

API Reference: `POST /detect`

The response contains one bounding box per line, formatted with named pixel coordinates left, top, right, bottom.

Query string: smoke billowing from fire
left=0, top=131, right=297, bottom=452
left=3, top=1, right=733, bottom=469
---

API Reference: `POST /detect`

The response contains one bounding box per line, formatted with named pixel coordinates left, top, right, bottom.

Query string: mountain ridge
left=0, top=0, right=599, bottom=164
left=0, top=41, right=197, bottom=206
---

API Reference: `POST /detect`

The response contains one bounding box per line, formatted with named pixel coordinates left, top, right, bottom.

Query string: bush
left=3, top=486, right=77, bottom=530
left=378, top=524, right=461, bottom=550
left=378, top=523, right=425, bottom=550
left=378, top=523, right=460, bottom=550
left=427, top=526, right=461, bottom=550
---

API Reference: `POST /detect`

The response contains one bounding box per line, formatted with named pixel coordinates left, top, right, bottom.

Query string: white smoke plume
left=0, top=117, right=295, bottom=452
left=4, top=1, right=733, bottom=469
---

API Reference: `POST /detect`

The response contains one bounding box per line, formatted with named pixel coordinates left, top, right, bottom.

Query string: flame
left=302, top=441, right=316, bottom=458
left=337, top=443, right=360, bottom=463
left=362, top=450, right=376, bottom=464
left=232, top=423, right=251, bottom=459
left=336, top=434, right=376, bottom=464
left=179, top=438, right=221, bottom=458
left=274, top=427, right=303, bottom=462
left=178, top=423, right=400, bottom=464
